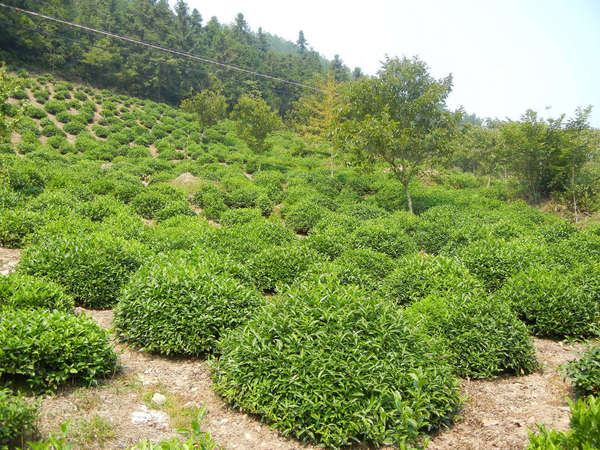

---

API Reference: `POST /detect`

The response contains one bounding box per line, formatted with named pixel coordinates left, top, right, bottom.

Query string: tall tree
left=296, top=30, right=307, bottom=54
left=337, top=56, right=460, bottom=213
left=231, top=93, right=282, bottom=156
left=180, top=89, right=228, bottom=131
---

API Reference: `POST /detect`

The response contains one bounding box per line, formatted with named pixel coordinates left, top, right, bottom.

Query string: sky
left=181, top=0, right=600, bottom=127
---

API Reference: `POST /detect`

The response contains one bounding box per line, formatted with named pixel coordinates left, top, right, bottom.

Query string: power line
left=0, top=2, right=325, bottom=93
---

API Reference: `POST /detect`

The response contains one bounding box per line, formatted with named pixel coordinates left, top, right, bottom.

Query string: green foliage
left=0, top=274, right=74, bottom=312
left=247, top=244, right=320, bottom=292
left=497, top=263, right=600, bottom=338
left=0, top=207, right=40, bottom=248
left=0, top=388, right=38, bottom=446
left=18, top=232, right=148, bottom=308
left=456, top=238, right=545, bottom=291
left=213, top=282, right=461, bottom=447
left=114, top=254, right=262, bottom=356
left=405, top=292, right=538, bottom=378
left=283, top=199, right=328, bottom=234
left=44, top=100, right=68, bottom=115
left=181, top=89, right=227, bottom=130
left=231, top=94, right=282, bottom=153
left=381, top=254, right=481, bottom=304
left=350, top=220, right=417, bottom=258
left=333, top=248, right=395, bottom=290
left=220, top=207, right=262, bottom=226
left=565, top=345, right=600, bottom=396
left=527, top=396, right=600, bottom=449
left=0, top=309, right=117, bottom=392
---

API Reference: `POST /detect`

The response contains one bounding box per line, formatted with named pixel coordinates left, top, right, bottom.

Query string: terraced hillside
left=1, top=68, right=600, bottom=449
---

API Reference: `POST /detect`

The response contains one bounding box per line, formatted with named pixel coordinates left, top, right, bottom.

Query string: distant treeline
left=0, top=0, right=356, bottom=113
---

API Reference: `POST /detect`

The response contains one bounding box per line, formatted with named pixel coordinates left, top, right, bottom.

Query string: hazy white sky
left=182, top=0, right=600, bottom=126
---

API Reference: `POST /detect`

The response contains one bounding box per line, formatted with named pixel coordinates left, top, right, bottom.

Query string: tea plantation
left=1, top=69, right=600, bottom=448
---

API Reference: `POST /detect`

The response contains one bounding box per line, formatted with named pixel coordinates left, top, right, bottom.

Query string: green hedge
left=114, top=254, right=262, bottom=355
left=0, top=274, right=74, bottom=312
left=405, top=292, right=538, bottom=378
left=497, top=264, right=600, bottom=338
left=380, top=254, right=481, bottom=304
left=213, top=282, right=460, bottom=447
left=18, top=232, right=148, bottom=308
left=0, top=309, right=117, bottom=392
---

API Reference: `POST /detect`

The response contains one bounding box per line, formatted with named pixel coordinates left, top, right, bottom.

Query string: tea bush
left=497, top=264, right=600, bottom=338
left=456, top=238, right=545, bottom=291
left=565, top=344, right=600, bottom=396
left=0, top=208, right=39, bottom=248
left=527, top=396, right=600, bottom=449
left=380, top=254, right=481, bottom=304
left=0, top=388, right=38, bottom=446
left=213, top=282, right=461, bottom=448
left=18, top=232, right=148, bottom=308
left=350, top=220, right=417, bottom=258
left=332, top=248, right=395, bottom=290
left=0, top=309, right=117, bottom=392
left=405, top=292, right=538, bottom=378
left=0, top=274, right=74, bottom=312
left=283, top=199, right=329, bottom=234
left=114, top=255, right=262, bottom=355
left=44, top=100, right=67, bottom=115
left=220, top=207, right=262, bottom=226
left=247, top=244, right=320, bottom=292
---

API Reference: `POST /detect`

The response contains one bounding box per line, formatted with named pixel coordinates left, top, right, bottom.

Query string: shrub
left=527, top=396, right=600, bottom=449
left=154, top=200, right=196, bottom=222
left=41, top=123, right=64, bottom=137
left=456, top=238, right=545, bottom=291
left=44, top=100, right=67, bottom=115
left=350, top=221, right=417, bottom=258
left=25, top=105, right=47, bottom=119
left=333, top=248, right=395, bottom=290
left=131, top=190, right=171, bottom=219
left=0, top=208, right=40, bottom=248
left=0, top=388, right=38, bottom=446
left=63, top=120, right=86, bottom=135
left=304, top=225, right=350, bottom=260
left=220, top=207, right=262, bottom=226
left=247, top=244, right=320, bottom=292
left=18, top=232, right=148, bottom=308
left=565, top=345, right=600, bottom=396
left=496, top=264, right=600, bottom=338
left=213, top=282, right=461, bottom=447
left=405, top=292, right=538, bottom=378
left=114, top=255, right=262, bottom=356
left=381, top=254, right=481, bottom=305
left=0, top=310, right=117, bottom=392
left=283, top=199, right=328, bottom=234
left=0, top=274, right=74, bottom=312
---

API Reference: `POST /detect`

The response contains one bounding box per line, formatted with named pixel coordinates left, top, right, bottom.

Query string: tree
left=291, top=73, right=345, bottom=176
left=231, top=93, right=282, bottom=155
left=500, top=108, right=595, bottom=207
left=337, top=56, right=460, bottom=213
left=296, top=31, right=307, bottom=54
left=330, top=54, right=350, bottom=82
left=180, top=88, right=228, bottom=130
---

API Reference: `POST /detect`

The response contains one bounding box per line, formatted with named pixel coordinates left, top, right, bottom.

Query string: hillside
left=0, top=0, right=351, bottom=113
left=1, top=68, right=600, bottom=449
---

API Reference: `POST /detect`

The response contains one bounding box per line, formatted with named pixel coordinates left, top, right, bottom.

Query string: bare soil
left=0, top=247, right=21, bottom=275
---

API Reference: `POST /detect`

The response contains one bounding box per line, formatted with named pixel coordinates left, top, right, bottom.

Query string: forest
left=0, top=0, right=600, bottom=449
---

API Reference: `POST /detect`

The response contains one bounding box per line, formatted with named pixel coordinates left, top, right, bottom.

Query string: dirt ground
left=1, top=247, right=583, bottom=449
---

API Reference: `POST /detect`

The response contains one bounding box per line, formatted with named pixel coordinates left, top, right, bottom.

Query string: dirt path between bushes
left=0, top=247, right=583, bottom=449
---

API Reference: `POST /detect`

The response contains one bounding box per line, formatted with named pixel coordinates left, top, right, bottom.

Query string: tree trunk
left=487, top=176, right=491, bottom=188
left=404, top=181, right=413, bottom=214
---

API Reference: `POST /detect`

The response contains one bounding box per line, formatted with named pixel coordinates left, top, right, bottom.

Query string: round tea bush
left=405, top=292, right=538, bottom=378
left=114, top=256, right=262, bottom=356
left=496, top=264, right=600, bottom=338
left=25, top=105, right=47, bottom=119
left=0, top=309, right=117, bottom=392
left=283, top=199, right=328, bottom=234
left=0, top=274, right=74, bottom=312
left=247, top=244, right=320, bottom=292
left=304, top=225, right=350, bottom=260
left=18, top=232, right=148, bottom=308
left=0, top=208, right=40, bottom=248
left=63, top=120, right=86, bottom=135
left=456, top=238, right=545, bottom=292
left=333, top=248, right=395, bottom=290
left=565, top=344, right=600, bottom=396
left=350, top=221, right=417, bottom=258
left=381, top=254, right=481, bottom=305
left=220, top=207, right=262, bottom=226
left=213, top=282, right=461, bottom=447
left=44, top=100, right=67, bottom=115
left=0, top=388, right=38, bottom=446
